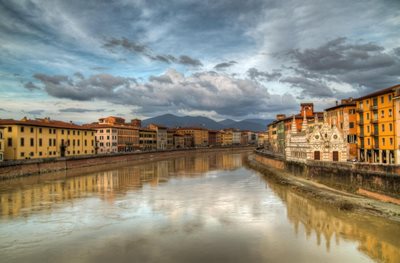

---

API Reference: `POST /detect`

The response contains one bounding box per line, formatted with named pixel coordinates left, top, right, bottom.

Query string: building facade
left=139, top=128, right=157, bottom=150
left=148, top=124, right=167, bottom=150
left=325, top=98, right=357, bottom=159
left=285, top=115, right=348, bottom=163
left=85, top=116, right=139, bottom=153
left=0, top=127, right=4, bottom=161
left=176, top=128, right=208, bottom=147
left=0, top=117, right=95, bottom=160
left=356, top=85, right=398, bottom=164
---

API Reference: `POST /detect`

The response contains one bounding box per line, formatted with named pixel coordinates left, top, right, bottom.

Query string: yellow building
left=0, top=127, right=4, bottom=161
left=0, top=117, right=96, bottom=161
left=176, top=127, right=208, bottom=147
left=220, top=129, right=233, bottom=146
left=356, top=85, right=399, bottom=164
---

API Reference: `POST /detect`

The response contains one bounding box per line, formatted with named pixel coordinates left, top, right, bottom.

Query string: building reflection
left=0, top=152, right=242, bottom=218
left=264, top=176, right=400, bottom=263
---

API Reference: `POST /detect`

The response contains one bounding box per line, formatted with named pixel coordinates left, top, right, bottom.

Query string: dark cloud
left=287, top=38, right=400, bottom=91
left=24, top=81, right=40, bottom=91
left=214, top=61, right=237, bottom=70
left=178, top=55, right=203, bottom=66
left=247, top=68, right=282, bottom=81
left=149, top=75, right=173, bottom=84
left=31, top=69, right=296, bottom=117
left=59, top=108, right=104, bottom=113
left=280, top=76, right=334, bottom=98
left=103, top=38, right=202, bottom=67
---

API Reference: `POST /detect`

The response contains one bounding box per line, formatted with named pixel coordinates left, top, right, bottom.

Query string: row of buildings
left=266, top=84, right=400, bottom=165
left=0, top=116, right=266, bottom=162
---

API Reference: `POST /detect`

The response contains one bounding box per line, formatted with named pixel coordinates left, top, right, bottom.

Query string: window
left=20, top=152, right=25, bottom=157
left=390, top=138, right=393, bottom=145
left=366, top=113, right=369, bottom=120
left=77, top=140, right=80, bottom=146
left=333, top=151, right=339, bottom=162
left=381, top=124, right=385, bottom=132
left=73, top=139, right=75, bottom=146
left=30, top=152, right=34, bottom=157
left=389, top=109, right=392, bottom=117
left=53, top=129, right=56, bottom=134
left=39, top=152, right=42, bottom=156
left=389, top=94, right=392, bottom=101
left=20, top=138, right=24, bottom=147
left=389, top=123, right=393, bottom=131
left=381, top=96, right=384, bottom=104
left=349, top=122, right=354, bottom=128
left=61, top=130, right=64, bottom=135
left=85, top=131, right=87, bottom=136
left=49, top=151, right=52, bottom=156
left=49, top=129, right=52, bottom=134
left=68, top=130, right=70, bottom=135
left=78, top=131, right=80, bottom=135
left=53, top=139, right=56, bottom=146
left=49, top=139, right=52, bottom=146
left=73, top=131, right=75, bottom=135
left=381, top=110, right=384, bottom=118
left=8, top=138, right=12, bottom=146
left=39, top=128, right=42, bottom=133
left=39, top=138, right=42, bottom=147
left=84, top=140, right=87, bottom=146
left=30, top=127, right=34, bottom=133
left=367, top=126, right=370, bottom=133
left=8, top=127, right=12, bottom=132
left=382, top=138, right=385, bottom=145
left=30, top=138, right=34, bottom=147
left=368, top=138, right=370, bottom=145
left=20, top=127, right=24, bottom=132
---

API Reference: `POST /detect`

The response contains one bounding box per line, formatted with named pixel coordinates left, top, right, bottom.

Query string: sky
left=0, top=0, right=399, bottom=123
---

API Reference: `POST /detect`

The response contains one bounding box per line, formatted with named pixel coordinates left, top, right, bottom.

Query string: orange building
left=176, top=127, right=208, bottom=147
left=356, top=85, right=399, bottom=164
left=325, top=98, right=357, bottom=159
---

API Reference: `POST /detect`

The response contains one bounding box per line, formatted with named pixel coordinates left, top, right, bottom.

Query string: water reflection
left=0, top=152, right=398, bottom=263
left=0, top=153, right=242, bottom=218
left=256, top=168, right=400, bottom=263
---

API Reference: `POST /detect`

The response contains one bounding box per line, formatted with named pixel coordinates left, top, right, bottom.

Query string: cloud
left=247, top=68, right=282, bottom=81
left=103, top=37, right=202, bottom=66
left=29, top=69, right=296, bottom=117
left=287, top=38, right=400, bottom=91
left=24, top=81, right=41, bottom=91
left=22, top=110, right=45, bottom=116
left=280, top=76, right=334, bottom=98
left=214, top=61, right=237, bottom=70
left=59, top=108, right=105, bottom=113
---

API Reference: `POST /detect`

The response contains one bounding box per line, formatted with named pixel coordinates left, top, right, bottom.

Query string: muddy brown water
left=0, top=152, right=399, bottom=263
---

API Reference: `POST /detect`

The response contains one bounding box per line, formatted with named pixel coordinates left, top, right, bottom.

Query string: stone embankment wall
left=254, top=150, right=400, bottom=199
left=0, top=147, right=254, bottom=179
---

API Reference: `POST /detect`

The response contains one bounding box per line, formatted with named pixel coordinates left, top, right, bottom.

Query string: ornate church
left=285, top=112, right=348, bottom=163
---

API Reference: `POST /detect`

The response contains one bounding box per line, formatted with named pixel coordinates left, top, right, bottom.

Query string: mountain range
left=141, top=114, right=273, bottom=132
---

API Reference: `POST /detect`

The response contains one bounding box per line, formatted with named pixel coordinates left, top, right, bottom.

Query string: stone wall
left=254, top=150, right=400, bottom=199
left=0, top=146, right=254, bottom=179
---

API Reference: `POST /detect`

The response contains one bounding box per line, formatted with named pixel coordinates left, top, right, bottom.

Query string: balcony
left=371, top=118, right=379, bottom=124
left=370, top=105, right=378, bottom=111
left=356, top=108, right=364, bottom=112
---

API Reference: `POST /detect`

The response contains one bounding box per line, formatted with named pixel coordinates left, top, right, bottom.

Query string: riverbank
left=0, top=146, right=254, bottom=179
left=246, top=154, right=400, bottom=222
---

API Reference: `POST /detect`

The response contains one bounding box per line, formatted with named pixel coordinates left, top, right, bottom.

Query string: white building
left=285, top=113, right=348, bottom=163
left=232, top=130, right=241, bottom=145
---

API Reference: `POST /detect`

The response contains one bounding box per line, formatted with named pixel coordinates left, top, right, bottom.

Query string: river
left=0, top=151, right=399, bottom=263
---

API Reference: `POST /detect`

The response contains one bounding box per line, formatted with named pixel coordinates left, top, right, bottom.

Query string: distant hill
left=142, top=114, right=273, bottom=131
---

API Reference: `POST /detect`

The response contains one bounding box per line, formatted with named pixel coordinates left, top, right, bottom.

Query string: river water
left=0, top=152, right=399, bottom=263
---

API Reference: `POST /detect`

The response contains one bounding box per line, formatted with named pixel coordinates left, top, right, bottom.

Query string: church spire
left=301, top=109, right=308, bottom=132
left=291, top=114, right=297, bottom=134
